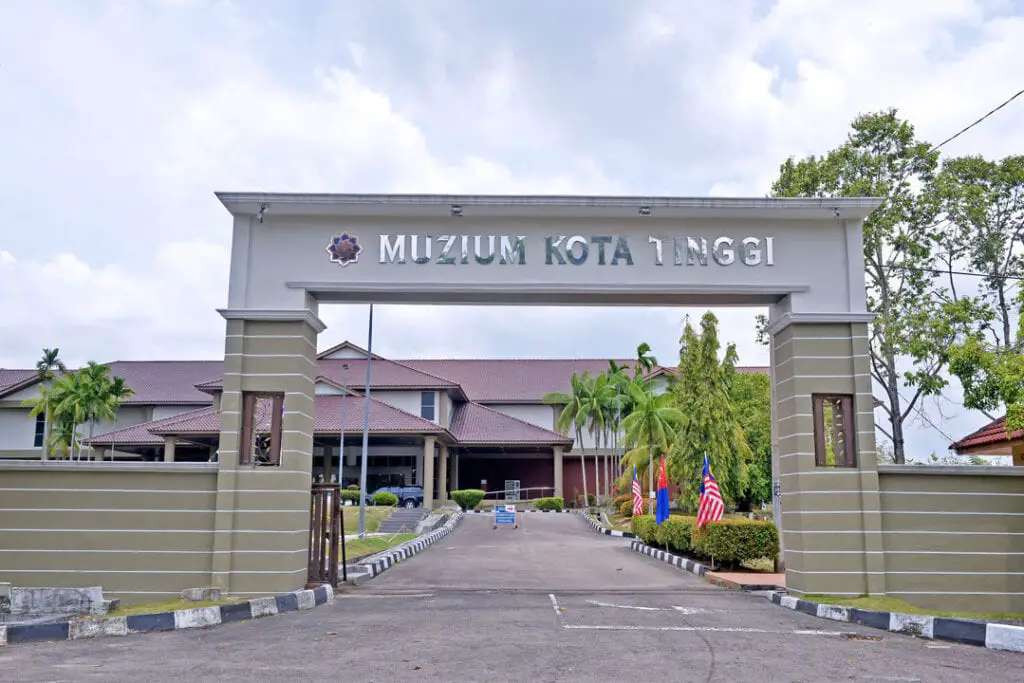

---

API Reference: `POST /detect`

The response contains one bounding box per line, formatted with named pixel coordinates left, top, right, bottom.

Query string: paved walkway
left=2, top=514, right=1020, bottom=682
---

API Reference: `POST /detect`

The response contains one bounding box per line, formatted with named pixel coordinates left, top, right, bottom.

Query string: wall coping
left=878, top=464, right=1024, bottom=477
left=0, top=461, right=217, bottom=474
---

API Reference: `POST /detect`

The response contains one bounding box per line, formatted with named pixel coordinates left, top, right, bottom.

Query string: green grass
left=340, top=505, right=393, bottom=533
left=344, top=533, right=417, bottom=561
left=75, top=597, right=247, bottom=619
left=802, top=594, right=1024, bottom=621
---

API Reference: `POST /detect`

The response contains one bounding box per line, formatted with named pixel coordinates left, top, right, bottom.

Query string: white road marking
left=583, top=599, right=710, bottom=614
left=548, top=593, right=562, bottom=617
left=562, top=625, right=850, bottom=636
left=343, top=593, right=435, bottom=599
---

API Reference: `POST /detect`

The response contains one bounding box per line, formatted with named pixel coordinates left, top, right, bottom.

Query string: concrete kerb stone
left=627, top=539, right=709, bottom=577
left=765, top=590, right=1024, bottom=653
left=0, top=584, right=335, bottom=647
left=353, top=511, right=465, bottom=583
left=578, top=511, right=636, bottom=538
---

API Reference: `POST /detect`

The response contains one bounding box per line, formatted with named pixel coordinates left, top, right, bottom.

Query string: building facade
left=0, top=341, right=768, bottom=504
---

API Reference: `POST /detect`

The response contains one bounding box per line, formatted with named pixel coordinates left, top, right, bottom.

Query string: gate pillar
left=210, top=310, right=323, bottom=597
left=769, top=316, right=885, bottom=598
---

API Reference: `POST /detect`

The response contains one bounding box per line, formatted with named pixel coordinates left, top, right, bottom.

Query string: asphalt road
left=2, top=513, right=1021, bottom=682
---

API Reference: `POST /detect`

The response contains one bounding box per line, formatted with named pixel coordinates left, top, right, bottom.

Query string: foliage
left=451, top=489, right=486, bottom=510
left=346, top=484, right=360, bottom=491
left=339, top=489, right=361, bottom=504
left=729, top=372, right=772, bottom=508
left=653, top=516, right=696, bottom=554
left=543, top=372, right=591, bottom=506
left=631, top=514, right=657, bottom=542
left=619, top=500, right=634, bottom=518
left=31, top=348, right=67, bottom=460
left=668, top=312, right=750, bottom=510
left=691, top=519, right=779, bottom=567
left=770, top=109, right=983, bottom=463
left=532, top=496, right=564, bottom=511
left=371, top=491, right=399, bottom=506
left=620, top=382, right=683, bottom=495
left=23, top=358, right=135, bottom=460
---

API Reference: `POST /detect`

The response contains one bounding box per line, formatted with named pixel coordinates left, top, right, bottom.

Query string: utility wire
left=888, top=264, right=1024, bottom=282
left=924, top=87, right=1024, bottom=156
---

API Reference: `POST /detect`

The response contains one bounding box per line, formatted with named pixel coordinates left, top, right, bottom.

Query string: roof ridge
left=86, top=405, right=217, bottom=442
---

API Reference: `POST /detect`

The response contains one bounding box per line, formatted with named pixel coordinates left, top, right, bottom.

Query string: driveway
left=1, top=513, right=1020, bottom=682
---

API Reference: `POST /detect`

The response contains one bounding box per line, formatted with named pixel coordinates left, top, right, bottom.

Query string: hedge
left=346, top=484, right=360, bottom=491
left=451, top=489, right=486, bottom=510
left=619, top=500, right=634, bottom=518
left=691, top=519, right=779, bottom=566
left=533, top=497, right=564, bottom=511
left=371, top=491, right=399, bottom=506
left=339, top=489, right=361, bottom=504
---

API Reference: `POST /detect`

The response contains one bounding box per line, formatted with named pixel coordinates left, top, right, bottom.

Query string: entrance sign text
left=376, top=234, right=774, bottom=267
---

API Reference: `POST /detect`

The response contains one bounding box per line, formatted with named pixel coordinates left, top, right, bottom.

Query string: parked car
left=369, top=485, right=424, bottom=508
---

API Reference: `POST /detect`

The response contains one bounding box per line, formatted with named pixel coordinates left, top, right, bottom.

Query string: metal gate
left=309, top=483, right=347, bottom=585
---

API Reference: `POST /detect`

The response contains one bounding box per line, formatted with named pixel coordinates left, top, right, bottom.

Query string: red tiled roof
left=195, top=359, right=460, bottom=394
left=142, top=395, right=446, bottom=437
left=0, top=369, right=37, bottom=394
left=449, top=401, right=573, bottom=445
left=950, top=415, right=1023, bottom=453
left=84, top=406, right=216, bottom=445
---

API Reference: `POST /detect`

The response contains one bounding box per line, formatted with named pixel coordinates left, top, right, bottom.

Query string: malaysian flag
left=696, top=453, right=724, bottom=528
left=631, top=465, right=644, bottom=516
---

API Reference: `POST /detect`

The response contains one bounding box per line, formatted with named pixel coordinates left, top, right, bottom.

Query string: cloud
left=3, top=0, right=1023, bottom=460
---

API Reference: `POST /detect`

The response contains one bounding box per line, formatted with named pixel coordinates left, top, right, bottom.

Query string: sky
left=1, top=0, right=1022, bottom=462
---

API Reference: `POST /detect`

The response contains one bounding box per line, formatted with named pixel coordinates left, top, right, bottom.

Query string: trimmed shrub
left=346, top=484, right=360, bottom=491
left=451, top=489, right=486, bottom=510
left=653, top=516, right=696, bottom=554
left=339, top=489, right=361, bottom=504
left=612, top=493, right=631, bottom=509
left=371, top=491, right=399, bottom=506
left=619, top=500, right=634, bottom=518
left=576, top=493, right=597, bottom=508
left=631, top=514, right=657, bottom=544
left=691, top=519, right=779, bottom=567
left=533, top=497, right=564, bottom=511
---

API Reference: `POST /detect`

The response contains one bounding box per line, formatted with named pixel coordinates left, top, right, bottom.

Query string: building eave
left=215, top=192, right=884, bottom=221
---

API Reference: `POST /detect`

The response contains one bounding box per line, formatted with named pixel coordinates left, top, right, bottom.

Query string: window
left=812, top=394, right=856, bottom=467
left=33, top=413, right=45, bottom=448
left=239, top=392, right=284, bottom=466
left=420, top=391, right=436, bottom=421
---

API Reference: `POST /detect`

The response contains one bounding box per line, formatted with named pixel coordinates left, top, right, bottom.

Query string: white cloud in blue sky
left=1, top=0, right=1023, bottom=460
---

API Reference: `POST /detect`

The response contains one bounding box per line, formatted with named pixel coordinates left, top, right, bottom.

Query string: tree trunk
left=41, top=396, right=50, bottom=461
left=885, top=348, right=906, bottom=464
left=578, top=428, right=589, bottom=509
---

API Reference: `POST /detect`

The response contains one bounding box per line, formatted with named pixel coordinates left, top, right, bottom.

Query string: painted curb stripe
left=356, top=512, right=465, bottom=581
left=4, top=573, right=337, bottom=646
left=765, top=590, right=1024, bottom=652
left=579, top=512, right=636, bottom=539
left=626, top=539, right=710, bottom=578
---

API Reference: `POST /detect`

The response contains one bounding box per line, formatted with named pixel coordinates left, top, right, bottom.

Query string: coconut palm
left=543, top=372, right=590, bottom=508
left=620, top=382, right=684, bottom=514
left=105, top=376, right=135, bottom=460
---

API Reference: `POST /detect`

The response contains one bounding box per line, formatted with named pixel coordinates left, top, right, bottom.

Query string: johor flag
left=655, top=456, right=670, bottom=524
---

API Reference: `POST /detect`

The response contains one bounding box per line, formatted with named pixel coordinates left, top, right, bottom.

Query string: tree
left=667, top=312, right=750, bottom=510
left=106, top=376, right=135, bottom=460
left=543, top=372, right=590, bottom=507
left=729, top=371, right=772, bottom=509
left=932, top=154, right=1024, bottom=432
left=770, top=109, right=981, bottom=463
left=31, top=348, right=67, bottom=460
left=620, top=383, right=683, bottom=513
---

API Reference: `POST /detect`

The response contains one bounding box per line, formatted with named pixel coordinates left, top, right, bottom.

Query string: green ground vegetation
left=341, top=505, right=392, bottom=534
left=344, top=533, right=417, bottom=561
left=803, top=594, right=1024, bottom=622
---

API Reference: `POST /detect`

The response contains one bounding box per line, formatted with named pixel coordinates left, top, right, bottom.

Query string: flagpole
left=357, top=304, right=374, bottom=540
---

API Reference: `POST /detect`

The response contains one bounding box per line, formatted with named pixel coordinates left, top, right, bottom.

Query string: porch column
left=452, top=451, right=460, bottom=491
left=164, top=437, right=176, bottom=463
left=415, top=453, right=424, bottom=485
left=553, top=446, right=563, bottom=498
left=422, top=436, right=436, bottom=510
left=438, top=443, right=448, bottom=504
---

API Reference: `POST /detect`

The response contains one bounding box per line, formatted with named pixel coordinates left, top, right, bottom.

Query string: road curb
left=765, top=590, right=1024, bottom=653
left=627, top=539, right=708, bottom=577
left=0, top=584, right=334, bottom=647
left=351, top=511, right=465, bottom=583
left=579, top=512, right=636, bottom=538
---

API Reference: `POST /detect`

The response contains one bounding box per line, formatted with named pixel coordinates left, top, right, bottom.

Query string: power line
left=888, top=264, right=1024, bottom=282
left=925, top=87, right=1024, bottom=156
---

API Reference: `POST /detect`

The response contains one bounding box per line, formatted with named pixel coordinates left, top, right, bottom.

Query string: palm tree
left=620, top=382, right=683, bottom=514
left=543, top=372, right=590, bottom=508
left=33, top=348, right=66, bottom=460
left=105, top=376, right=135, bottom=461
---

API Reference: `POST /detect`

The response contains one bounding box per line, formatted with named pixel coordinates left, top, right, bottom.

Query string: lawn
left=77, top=597, right=248, bottom=619
left=340, top=505, right=393, bottom=533
left=344, top=533, right=417, bottom=561
left=802, top=594, right=1024, bottom=622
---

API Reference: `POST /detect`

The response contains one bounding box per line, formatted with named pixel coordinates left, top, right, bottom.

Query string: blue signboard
left=494, top=504, right=517, bottom=528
